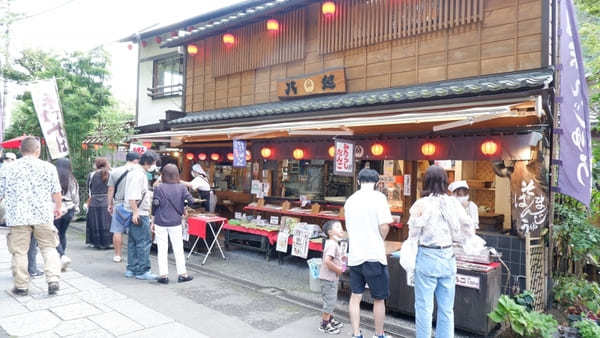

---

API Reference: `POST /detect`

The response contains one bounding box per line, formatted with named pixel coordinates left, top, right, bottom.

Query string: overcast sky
left=7, top=0, right=241, bottom=114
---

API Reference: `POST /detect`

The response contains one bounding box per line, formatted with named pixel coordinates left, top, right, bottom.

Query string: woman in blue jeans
left=407, top=165, right=475, bottom=338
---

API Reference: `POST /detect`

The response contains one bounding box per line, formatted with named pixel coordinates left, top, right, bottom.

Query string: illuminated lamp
left=227, top=152, right=234, bottom=161
left=197, top=153, right=207, bottom=161
left=155, top=36, right=162, bottom=44
left=223, top=33, right=235, bottom=46
left=81, top=143, right=88, bottom=150
left=322, top=1, right=336, bottom=16
left=293, top=148, right=304, bottom=160
left=421, top=142, right=436, bottom=156
left=210, top=153, right=221, bottom=161
left=142, top=141, right=152, bottom=148
left=187, top=44, right=198, bottom=55
left=481, top=140, right=499, bottom=156
left=266, top=19, right=279, bottom=31
left=246, top=150, right=252, bottom=161
left=186, top=153, right=194, bottom=160
left=261, top=147, right=272, bottom=159
left=173, top=152, right=180, bottom=157
left=328, top=146, right=335, bottom=158
left=371, top=143, right=384, bottom=156
left=94, top=144, right=99, bottom=151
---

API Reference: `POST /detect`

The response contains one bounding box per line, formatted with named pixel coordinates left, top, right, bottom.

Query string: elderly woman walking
left=86, top=158, right=113, bottom=249
left=407, top=165, right=474, bottom=338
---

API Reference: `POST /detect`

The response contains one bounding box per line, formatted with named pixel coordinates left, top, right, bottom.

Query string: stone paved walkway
left=0, top=227, right=207, bottom=338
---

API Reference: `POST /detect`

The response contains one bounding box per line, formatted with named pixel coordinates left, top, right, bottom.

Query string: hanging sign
left=334, top=139, right=354, bottom=176
left=30, top=78, right=69, bottom=159
left=556, top=0, right=593, bottom=206
left=129, top=143, right=147, bottom=154
left=291, top=228, right=311, bottom=259
left=403, top=174, right=411, bottom=196
left=277, top=69, right=346, bottom=99
left=233, top=140, right=247, bottom=168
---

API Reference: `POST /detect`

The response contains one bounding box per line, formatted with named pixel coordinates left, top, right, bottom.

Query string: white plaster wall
left=136, top=39, right=183, bottom=127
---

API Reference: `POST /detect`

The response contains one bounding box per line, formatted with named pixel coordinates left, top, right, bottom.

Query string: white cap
left=191, top=164, right=206, bottom=176
left=448, top=180, right=469, bottom=192
left=5, top=153, right=16, bottom=160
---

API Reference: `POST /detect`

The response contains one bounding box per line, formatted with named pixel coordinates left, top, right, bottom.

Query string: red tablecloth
left=222, top=223, right=279, bottom=245
left=287, top=237, right=323, bottom=252
left=188, top=216, right=228, bottom=239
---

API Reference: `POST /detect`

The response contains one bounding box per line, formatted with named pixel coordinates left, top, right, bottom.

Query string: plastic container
left=307, top=258, right=322, bottom=292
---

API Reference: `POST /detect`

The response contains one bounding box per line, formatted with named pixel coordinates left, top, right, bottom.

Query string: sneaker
left=135, top=271, right=157, bottom=280
left=113, top=256, right=122, bottom=263
left=11, top=287, right=28, bottom=296
left=352, top=333, right=364, bottom=338
left=60, top=255, right=71, bottom=272
left=372, top=335, right=391, bottom=338
left=124, top=270, right=135, bottom=278
left=48, top=282, right=59, bottom=295
left=329, top=317, right=344, bottom=329
left=177, top=275, right=193, bottom=283
left=319, top=322, right=340, bottom=334
left=157, top=277, right=169, bottom=284
left=29, top=271, right=44, bottom=278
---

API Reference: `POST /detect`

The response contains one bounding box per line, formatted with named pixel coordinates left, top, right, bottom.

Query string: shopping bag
left=307, top=258, right=322, bottom=279
left=399, top=238, right=418, bottom=273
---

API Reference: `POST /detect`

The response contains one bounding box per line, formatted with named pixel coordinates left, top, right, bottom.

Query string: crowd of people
left=1, top=137, right=480, bottom=337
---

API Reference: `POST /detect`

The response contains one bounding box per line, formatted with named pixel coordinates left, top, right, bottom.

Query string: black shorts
left=349, top=261, right=390, bottom=300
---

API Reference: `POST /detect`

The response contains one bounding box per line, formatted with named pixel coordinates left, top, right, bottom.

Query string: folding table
left=187, top=215, right=227, bottom=265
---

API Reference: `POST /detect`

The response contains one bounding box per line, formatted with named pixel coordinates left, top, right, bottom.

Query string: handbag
left=113, top=192, right=146, bottom=228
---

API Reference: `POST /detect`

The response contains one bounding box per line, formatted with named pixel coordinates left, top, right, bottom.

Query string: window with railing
left=148, top=55, right=183, bottom=99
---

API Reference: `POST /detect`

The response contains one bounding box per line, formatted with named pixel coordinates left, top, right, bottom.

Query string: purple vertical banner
left=233, top=139, right=247, bottom=168
left=557, top=0, right=593, bottom=206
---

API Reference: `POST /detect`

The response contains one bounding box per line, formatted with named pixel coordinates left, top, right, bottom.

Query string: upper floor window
left=148, top=55, right=183, bottom=99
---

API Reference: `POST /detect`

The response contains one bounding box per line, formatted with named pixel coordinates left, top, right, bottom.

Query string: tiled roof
left=170, top=69, right=554, bottom=126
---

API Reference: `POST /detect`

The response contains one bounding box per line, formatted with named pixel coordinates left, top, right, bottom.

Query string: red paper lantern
left=293, top=148, right=304, bottom=160
left=223, top=33, right=235, bottom=46
left=328, top=146, right=335, bottom=158
left=186, top=153, right=194, bottom=160
left=187, top=26, right=194, bottom=32
left=421, top=142, right=436, bottom=156
left=127, top=44, right=133, bottom=50
left=227, top=152, right=234, bottom=161
left=142, top=142, right=152, bottom=149
left=187, top=44, right=198, bottom=55
left=93, top=144, right=99, bottom=151
left=141, top=40, right=148, bottom=48
left=155, top=36, right=162, bottom=44
left=197, top=153, right=207, bottom=161
left=81, top=143, right=88, bottom=150
left=266, top=19, right=279, bottom=31
left=261, top=147, right=272, bottom=159
left=322, top=2, right=336, bottom=16
left=210, top=153, right=221, bottom=161
left=481, top=140, right=499, bottom=156
left=371, top=143, right=384, bottom=156
left=170, top=31, right=178, bottom=37
left=246, top=150, right=252, bottom=161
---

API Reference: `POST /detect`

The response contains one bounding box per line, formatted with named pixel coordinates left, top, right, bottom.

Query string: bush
left=554, top=275, right=600, bottom=315
left=573, top=319, right=600, bottom=338
left=489, top=295, right=558, bottom=337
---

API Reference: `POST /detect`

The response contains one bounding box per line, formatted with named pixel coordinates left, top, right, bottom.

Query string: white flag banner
left=30, top=79, right=69, bottom=159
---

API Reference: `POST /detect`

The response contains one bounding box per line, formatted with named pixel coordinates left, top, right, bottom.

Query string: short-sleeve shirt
left=319, top=239, right=342, bottom=281
left=124, top=165, right=152, bottom=216
left=0, top=156, right=61, bottom=226
left=190, top=175, right=210, bottom=192
left=108, top=163, right=135, bottom=205
left=344, top=189, right=393, bottom=266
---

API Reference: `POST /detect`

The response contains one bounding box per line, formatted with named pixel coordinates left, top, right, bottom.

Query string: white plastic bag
left=462, top=234, right=486, bottom=256
left=399, top=238, right=418, bottom=273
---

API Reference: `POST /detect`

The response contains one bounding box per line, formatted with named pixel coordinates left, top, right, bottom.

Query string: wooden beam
left=287, top=130, right=354, bottom=136
left=432, top=111, right=516, bottom=132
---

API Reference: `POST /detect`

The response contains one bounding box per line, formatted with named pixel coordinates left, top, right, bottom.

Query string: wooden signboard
left=277, top=69, right=346, bottom=99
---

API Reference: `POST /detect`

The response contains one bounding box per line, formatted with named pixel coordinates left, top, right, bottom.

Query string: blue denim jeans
left=126, top=215, right=151, bottom=276
left=414, top=247, right=456, bottom=338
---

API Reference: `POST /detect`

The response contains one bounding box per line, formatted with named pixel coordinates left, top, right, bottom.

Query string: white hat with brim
left=191, top=164, right=206, bottom=176
left=448, top=180, right=469, bottom=192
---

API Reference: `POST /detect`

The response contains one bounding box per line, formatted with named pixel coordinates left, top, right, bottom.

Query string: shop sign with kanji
left=30, top=79, right=69, bottom=159
left=334, top=139, right=354, bottom=177
left=233, top=139, right=247, bottom=168
left=277, top=69, right=346, bottom=98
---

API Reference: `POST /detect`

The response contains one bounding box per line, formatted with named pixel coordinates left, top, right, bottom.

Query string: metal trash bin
left=307, top=258, right=322, bottom=292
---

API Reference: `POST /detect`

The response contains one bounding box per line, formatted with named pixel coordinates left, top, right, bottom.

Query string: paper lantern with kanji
left=328, top=146, right=335, bottom=158
left=481, top=140, right=499, bottom=156
left=292, top=148, right=304, bottom=160
left=322, top=2, right=336, bottom=16
left=210, top=153, right=221, bottom=161
left=421, top=142, right=436, bottom=156
left=371, top=143, right=384, bottom=156
left=223, top=34, right=235, bottom=46
left=266, top=19, right=279, bottom=32
left=227, top=153, right=234, bottom=161
left=186, top=153, right=194, bottom=160
left=197, top=153, right=207, bottom=161
left=261, top=147, right=272, bottom=159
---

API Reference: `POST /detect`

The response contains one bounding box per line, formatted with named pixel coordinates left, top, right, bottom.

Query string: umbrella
left=1, top=136, right=29, bottom=149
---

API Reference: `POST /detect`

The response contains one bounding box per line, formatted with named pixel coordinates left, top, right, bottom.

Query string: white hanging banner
left=30, top=79, right=69, bottom=159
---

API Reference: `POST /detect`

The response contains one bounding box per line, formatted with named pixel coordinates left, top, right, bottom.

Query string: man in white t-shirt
left=344, top=168, right=393, bottom=338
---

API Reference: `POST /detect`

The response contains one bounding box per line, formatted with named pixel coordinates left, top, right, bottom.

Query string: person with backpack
left=152, top=164, right=194, bottom=284
left=107, top=152, right=141, bottom=263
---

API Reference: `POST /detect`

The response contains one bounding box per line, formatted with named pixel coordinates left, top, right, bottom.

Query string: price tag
left=234, top=212, right=242, bottom=219
left=270, top=216, right=279, bottom=225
